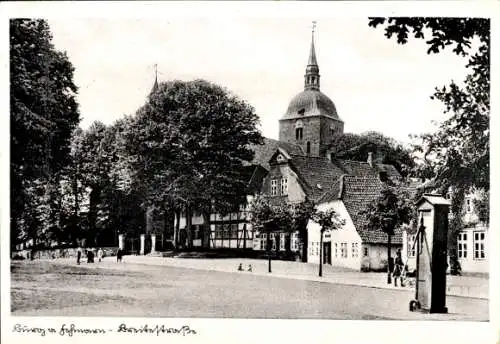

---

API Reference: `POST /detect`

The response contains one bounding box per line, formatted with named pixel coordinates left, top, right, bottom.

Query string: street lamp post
left=319, top=228, right=324, bottom=277
left=263, top=220, right=274, bottom=273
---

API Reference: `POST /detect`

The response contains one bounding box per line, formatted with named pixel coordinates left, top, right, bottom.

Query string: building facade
left=402, top=189, right=489, bottom=275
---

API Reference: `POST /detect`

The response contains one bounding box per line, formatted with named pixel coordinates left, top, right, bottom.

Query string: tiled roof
left=248, top=138, right=304, bottom=170
left=341, top=176, right=403, bottom=244
left=287, top=155, right=402, bottom=204
left=289, top=155, right=346, bottom=201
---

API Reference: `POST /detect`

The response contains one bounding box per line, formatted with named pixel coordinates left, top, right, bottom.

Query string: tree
left=362, top=183, right=413, bottom=283
left=474, top=189, right=489, bottom=225
left=10, top=19, right=80, bottom=251
left=311, top=209, right=345, bottom=277
left=368, top=17, right=490, bottom=255
left=290, top=200, right=316, bottom=262
left=329, top=131, right=415, bottom=177
left=250, top=194, right=317, bottom=262
left=125, top=80, right=263, bottom=249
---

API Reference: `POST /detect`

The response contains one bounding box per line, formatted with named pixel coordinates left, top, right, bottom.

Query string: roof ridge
left=344, top=175, right=381, bottom=180
left=290, top=154, right=330, bottom=160
left=339, top=159, right=369, bottom=164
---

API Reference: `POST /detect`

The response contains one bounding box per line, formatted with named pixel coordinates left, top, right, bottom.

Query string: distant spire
left=308, top=21, right=318, bottom=66
left=151, top=63, right=159, bottom=93
left=304, top=21, right=320, bottom=91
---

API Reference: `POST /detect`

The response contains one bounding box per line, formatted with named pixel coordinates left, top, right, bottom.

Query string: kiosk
left=410, top=194, right=450, bottom=313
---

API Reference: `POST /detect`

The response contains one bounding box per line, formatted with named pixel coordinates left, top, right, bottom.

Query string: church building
left=153, top=27, right=404, bottom=271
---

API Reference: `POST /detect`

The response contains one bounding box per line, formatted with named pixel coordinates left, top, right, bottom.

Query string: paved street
left=118, top=255, right=489, bottom=299
left=11, top=259, right=488, bottom=320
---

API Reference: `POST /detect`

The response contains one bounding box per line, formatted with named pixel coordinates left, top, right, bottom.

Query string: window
left=223, top=225, right=230, bottom=239
left=408, top=234, right=416, bottom=257
left=280, top=233, right=285, bottom=251
left=473, top=231, right=485, bottom=259
left=457, top=232, right=468, bottom=259
left=363, top=247, right=369, bottom=257
left=306, top=142, right=311, bottom=154
left=296, top=128, right=303, bottom=140
left=280, top=177, right=288, bottom=196
left=341, top=243, right=347, bottom=258
left=259, top=233, right=267, bottom=251
left=231, top=224, right=239, bottom=239
left=215, top=225, right=222, bottom=239
left=291, top=233, right=298, bottom=251
left=334, top=243, right=338, bottom=258
left=315, top=242, right=319, bottom=256
left=330, top=124, right=336, bottom=136
left=193, top=225, right=202, bottom=240
left=466, top=198, right=473, bottom=213
left=271, top=179, right=278, bottom=196
left=352, top=243, right=359, bottom=258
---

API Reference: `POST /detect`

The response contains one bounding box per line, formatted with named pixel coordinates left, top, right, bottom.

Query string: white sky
left=46, top=16, right=472, bottom=145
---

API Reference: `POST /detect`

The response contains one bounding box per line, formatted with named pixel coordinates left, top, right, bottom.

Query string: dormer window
left=298, top=108, right=305, bottom=116
left=271, top=179, right=278, bottom=196
left=280, top=177, right=288, bottom=196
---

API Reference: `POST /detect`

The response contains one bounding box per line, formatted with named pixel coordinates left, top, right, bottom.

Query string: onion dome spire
left=304, top=21, right=320, bottom=91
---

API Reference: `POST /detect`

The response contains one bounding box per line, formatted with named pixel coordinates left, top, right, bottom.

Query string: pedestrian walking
left=77, top=247, right=82, bottom=265
left=97, top=248, right=103, bottom=262
left=393, top=249, right=404, bottom=287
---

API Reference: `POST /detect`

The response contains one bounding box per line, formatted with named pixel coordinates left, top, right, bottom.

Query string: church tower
left=279, top=23, right=344, bottom=156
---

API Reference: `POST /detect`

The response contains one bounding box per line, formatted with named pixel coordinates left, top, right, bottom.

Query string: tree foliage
left=329, top=131, right=415, bottom=177
left=10, top=19, right=80, bottom=250
left=368, top=17, right=490, bottom=255
left=363, top=183, right=413, bottom=237
left=123, top=79, right=264, bottom=247
left=368, top=18, right=489, bottom=190
left=311, top=209, right=345, bottom=233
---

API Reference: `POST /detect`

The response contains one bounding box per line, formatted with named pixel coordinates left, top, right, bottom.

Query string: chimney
left=367, top=152, right=373, bottom=167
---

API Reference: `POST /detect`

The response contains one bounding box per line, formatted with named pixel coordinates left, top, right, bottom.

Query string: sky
left=45, top=15, right=474, bottom=146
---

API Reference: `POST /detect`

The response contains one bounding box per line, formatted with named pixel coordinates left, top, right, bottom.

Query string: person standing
left=77, top=247, right=82, bottom=265
left=393, top=249, right=404, bottom=287
left=97, top=248, right=103, bottom=262
left=117, top=248, right=123, bottom=263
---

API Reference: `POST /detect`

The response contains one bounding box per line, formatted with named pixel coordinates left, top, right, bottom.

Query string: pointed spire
left=151, top=63, right=159, bottom=94
left=308, top=21, right=318, bottom=66
left=304, top=21, right=320, bottom=91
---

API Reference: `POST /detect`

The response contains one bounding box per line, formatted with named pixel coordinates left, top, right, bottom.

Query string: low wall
left=12, top=247, right=118, bottom=260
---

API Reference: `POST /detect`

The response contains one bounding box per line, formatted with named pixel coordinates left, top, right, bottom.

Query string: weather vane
left=154, top=63, right=158, bottom=78
left=312, top=21, right=317, bottom=34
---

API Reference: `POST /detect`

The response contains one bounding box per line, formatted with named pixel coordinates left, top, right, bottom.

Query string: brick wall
left=279, top=117, right=322, bottom=156
left=279, top=116, right=344, bottom=157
